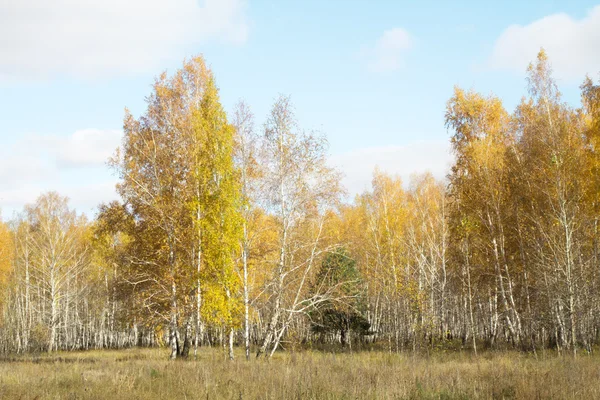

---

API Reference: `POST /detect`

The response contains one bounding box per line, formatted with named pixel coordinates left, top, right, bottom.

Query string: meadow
left=0, top=347, right=598, bottom=399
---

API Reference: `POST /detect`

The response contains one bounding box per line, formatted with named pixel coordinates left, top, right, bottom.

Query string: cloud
left=46, top=129, right=123, bottom=167
left=488, top=6, right=600, bottom=82
left=0, top=155, right=54, bottom=187
left=330, top=140, right=452, bottom=197
left=0, top=129, right=122, bottom=218
left=0, top=182, right=118, bottom=219
left=62, top=181, right=120, bottom=214
left=364, top=28, right=413, bottom=72
left=0, top=0, right=249, bottom=80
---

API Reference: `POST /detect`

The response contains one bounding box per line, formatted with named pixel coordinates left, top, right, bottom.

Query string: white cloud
left=63, top=181, right=120, bottom=214
left=0, top=129, right=122, bottom=218
left=365, top=28, right=413, bottom=72
left=0, top=182, right=118, bottom=219
left=489, top=6, right=600, bottom=82
left=0, top=155, right=54, bottom=186
left=0, top=0, right=249, bottom=80
left=330, top=140, right=452, bottom=197
left=47, top=129, right=123, bottom=167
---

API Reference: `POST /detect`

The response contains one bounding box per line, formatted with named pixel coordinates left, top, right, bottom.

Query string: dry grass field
left=0, top=348, right=599, bottom=399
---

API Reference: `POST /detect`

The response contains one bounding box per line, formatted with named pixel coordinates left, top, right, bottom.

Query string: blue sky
left=1, top=0, right=600, bottom=218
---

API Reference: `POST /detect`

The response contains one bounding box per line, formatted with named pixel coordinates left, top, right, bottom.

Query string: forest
left=1, top=49, right=600, bottom=364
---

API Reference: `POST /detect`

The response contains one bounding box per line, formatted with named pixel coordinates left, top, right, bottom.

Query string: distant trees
left=3, top=50, right=600, bottom=357
left=0, top=218, right=13, bottom=336
left=26, top=193, right=90, bottom=352
left=341, top=171, right=449, bottom=352
left=0, top=193, right=103, bottom=353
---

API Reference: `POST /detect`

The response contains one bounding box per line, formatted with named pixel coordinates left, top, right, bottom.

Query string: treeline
left=1, top=50, right=600, bottom=358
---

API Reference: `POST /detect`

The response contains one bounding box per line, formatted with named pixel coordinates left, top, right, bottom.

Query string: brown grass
left=0, top=347, right=598, bottom=399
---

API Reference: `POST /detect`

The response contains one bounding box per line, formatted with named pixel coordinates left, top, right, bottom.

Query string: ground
left=0, top=347, right=598, bottom=399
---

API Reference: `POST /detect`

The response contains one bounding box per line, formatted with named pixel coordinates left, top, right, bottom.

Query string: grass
left=0, top=347, right=599, bottom=399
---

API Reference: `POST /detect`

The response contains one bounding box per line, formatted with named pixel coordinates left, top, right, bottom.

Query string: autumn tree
left=513, top=50, right=591, bottom=355
left=232, top=100, right=263, bottom=360
left=405, top=174, right=448, bottom=346
left=110, top=55, right=242, bottom=360
left=256, top=95, right=343, bottom=358
left=445, top=86, right=522, bottom=349
left=0, top=219, right=13, bottom=323
left=23, top=193, right=89, bottom=352
left=191, top=78, right=243, bottom=360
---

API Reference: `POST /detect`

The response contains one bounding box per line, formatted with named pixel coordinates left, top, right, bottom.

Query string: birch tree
left=232, top=100, right=262, bottom=360
left=24, top=193, right=89, bottom=352
left=256, top=95, right=343, bottom=358
left=111, top=55, right=242, bottom=359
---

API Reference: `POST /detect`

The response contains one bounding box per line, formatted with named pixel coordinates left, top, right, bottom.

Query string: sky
left=1, top=0, right=600, bottom=218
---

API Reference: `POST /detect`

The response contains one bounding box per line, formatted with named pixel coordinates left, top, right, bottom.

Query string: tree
left=310, top=248, right=369, bottom=348
left=256, top=95, right=343, bottom=358
left=24, top=192, right=89, bottom=352
left=513, top=50, right=590, bottom=355
left=111, top=55, right=242, bottom=359
left=232, top=100, right=262, bottom=360
left=445, top=86, right=521, bottom=349
left=405, top=174, right=448, bottom=346
left=192, top=78, right=243, bottom=360
left=0, top=219, right=13, bottom=319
